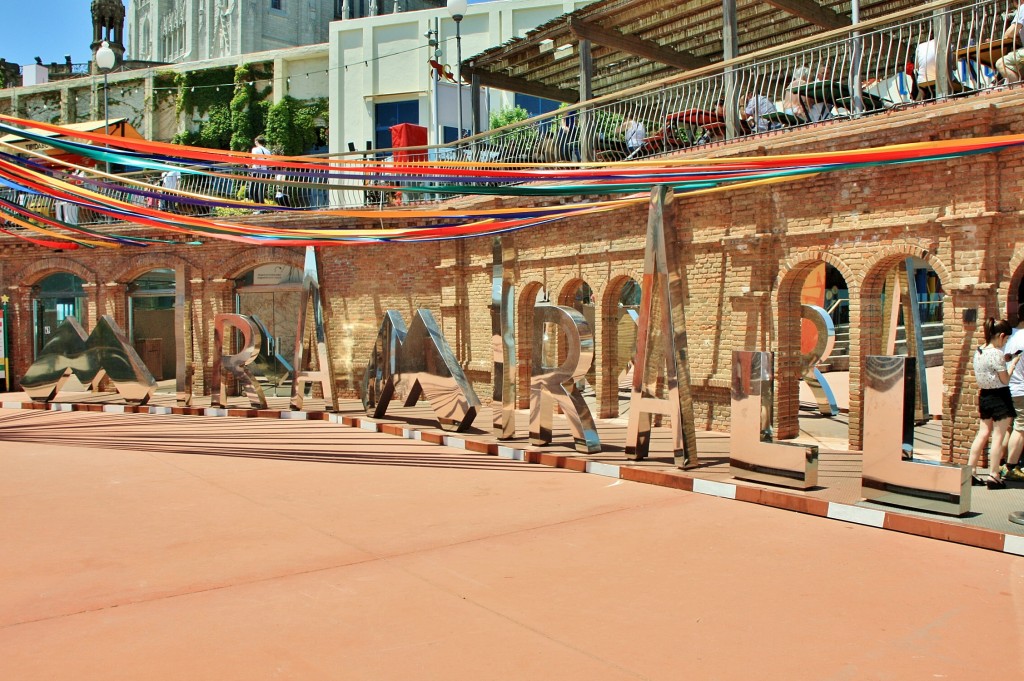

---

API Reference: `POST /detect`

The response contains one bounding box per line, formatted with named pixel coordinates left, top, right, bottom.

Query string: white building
left=129, top=0, right=444, bottom=64
left=328, top=0, right=592, bottom=154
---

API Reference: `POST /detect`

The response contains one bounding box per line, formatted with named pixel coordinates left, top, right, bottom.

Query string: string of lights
left=142, top=36, right=462, bottom=93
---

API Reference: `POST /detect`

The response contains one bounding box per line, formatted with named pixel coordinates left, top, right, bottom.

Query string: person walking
left=999, top=304, right=1024, bottom=481
left=248, top=135, right=271, bottom=208
left=968, top=318, right=1021, bottom=489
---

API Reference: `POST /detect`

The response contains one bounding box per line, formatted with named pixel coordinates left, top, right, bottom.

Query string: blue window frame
left=374, top=100, right=419, bottom=154
left=514, top=93, right=559, bottom=118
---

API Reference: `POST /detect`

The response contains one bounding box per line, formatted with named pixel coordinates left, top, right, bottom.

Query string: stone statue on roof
left=91, top=0, right=126, bottom=64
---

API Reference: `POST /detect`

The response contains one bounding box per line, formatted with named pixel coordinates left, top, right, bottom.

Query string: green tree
left=265, top=96, right=327, bottom=155
left=229, top=64, right=269, bottom=151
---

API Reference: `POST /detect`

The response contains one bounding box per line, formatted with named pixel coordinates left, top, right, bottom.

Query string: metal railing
left=437, top=0, right=1017, bottom=169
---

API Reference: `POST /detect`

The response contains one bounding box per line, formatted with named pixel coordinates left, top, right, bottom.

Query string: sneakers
left=1005, top=466, right=1024, bottom=482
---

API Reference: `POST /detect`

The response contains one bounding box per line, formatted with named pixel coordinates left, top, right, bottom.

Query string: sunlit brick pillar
left=6, top=284, right=34, bottom=389
left=943, top=284, right=991, bottom=465
left=100, top=281, right=127, bottom=329
left=202, top=278, right=234, bottom=397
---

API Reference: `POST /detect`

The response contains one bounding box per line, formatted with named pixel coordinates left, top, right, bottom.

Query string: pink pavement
left=0, top=410, right=1022, bottom=680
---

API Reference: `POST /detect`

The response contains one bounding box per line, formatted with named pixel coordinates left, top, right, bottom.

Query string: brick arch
left=861, top=245, right=951, bottom=297
left=220, top=248, right=304, bottom=281
left=516, top=281, right=545, bottom=409
left=771, top=250, right=859, bottom=307
left=859, top=246, right=949, bottom=357
left=599, top=272, right=641, bottom=418
left=118, top=252, right=204, bottom=284
left=771, top=251, right=857, bottom=442
left=557, top=276, right=591, bottom=306
left=8, top=256, right=98, bottom=288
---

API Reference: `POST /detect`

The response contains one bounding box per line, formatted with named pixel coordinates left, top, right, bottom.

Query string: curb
left=2, top=399, right=1020, bottom=557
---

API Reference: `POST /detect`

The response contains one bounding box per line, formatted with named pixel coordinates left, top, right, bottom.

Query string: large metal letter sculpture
left=729, top=351, right=818, bottom=488
left=210, top=313, right=267, bottom=409
left=291, top=247, right=339, bottom=412
left=363, top=309, right=481, bottom=431
left=529, top=304, right=600, bottom=453
left=800, top=304, right=839, bottom=417
left=22, top=315, right=156, bottom=404
left=491, top=237, right=516, bottom=438
left=861, top=355, right=970, bottom=515
left=625, top=186, right=697, bottom=468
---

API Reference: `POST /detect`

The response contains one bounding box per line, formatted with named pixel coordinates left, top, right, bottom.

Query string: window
left=374, top=100, right=419, bottom=154
left=33, top=272, right=86, bottom=356
left=514, top=93, right=559, bottom=118
left=271, top=0, right=282, bottom=10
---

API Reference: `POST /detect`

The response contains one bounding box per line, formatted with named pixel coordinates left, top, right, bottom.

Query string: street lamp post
left=95, top=41, right=116, bottom=175
left=447, top=0, right=467, bottom=139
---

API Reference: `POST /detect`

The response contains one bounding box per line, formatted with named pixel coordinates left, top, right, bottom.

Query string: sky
left=1, top=0, right=495, bottom=68
left=3, top=1, right=97, bottom=67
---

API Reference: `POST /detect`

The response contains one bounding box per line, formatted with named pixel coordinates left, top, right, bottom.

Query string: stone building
left=128, top=0, right=446, bottom=63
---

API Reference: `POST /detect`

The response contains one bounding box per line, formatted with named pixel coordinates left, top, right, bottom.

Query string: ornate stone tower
left=91, top=0, right=127, bottom=65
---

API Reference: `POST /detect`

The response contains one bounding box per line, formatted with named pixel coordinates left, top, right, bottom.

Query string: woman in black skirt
left=968, top=318, right=1022, bottom=489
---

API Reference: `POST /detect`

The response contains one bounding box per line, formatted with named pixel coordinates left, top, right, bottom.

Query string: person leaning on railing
left=996, top=2, right=1024, bottom=84
left=742, top=89, right=778, bottom=132
left=616, top=117, right=647, bottom=153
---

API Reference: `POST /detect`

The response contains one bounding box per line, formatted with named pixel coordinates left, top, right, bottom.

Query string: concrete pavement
left=1, top=410, right=1022, bottom=680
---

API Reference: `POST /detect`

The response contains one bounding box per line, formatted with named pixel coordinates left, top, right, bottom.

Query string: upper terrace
left=0, top=0, right=1020, bottom=223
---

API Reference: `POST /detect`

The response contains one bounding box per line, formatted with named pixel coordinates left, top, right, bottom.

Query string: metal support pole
left=455, top=18, right=464, bottom=139
left=103, top=71, right=110, bottom=175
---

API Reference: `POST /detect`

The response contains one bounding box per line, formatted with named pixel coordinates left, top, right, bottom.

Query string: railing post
left=933, top=10, right=951, bottom=99
left=579, top=38, right=593, bottom=163
left=722, top=0, right=739, bottom=140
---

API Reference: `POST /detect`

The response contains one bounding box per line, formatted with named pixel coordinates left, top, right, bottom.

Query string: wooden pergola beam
left=567, top=17, right=710, bottom=70
left=763, top=0, right=850, bottom=31
left=462, top=65, right=580, bottom=103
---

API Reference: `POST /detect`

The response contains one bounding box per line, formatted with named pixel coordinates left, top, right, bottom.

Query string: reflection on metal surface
left=251, top=315, right=294, bottom=392
left=491, top=237, right=516, bottom=438
left=624, top=186, right=697, bottom=468
left=362, top=309, right=481, bottom=432
left=174, top=266, right=192, bottom=406
left=22, top=315, right=157, bottom=404
left=210, top=313, right=267, bottom=409
left=899, top=259, right=930, bottom=420
left=529, top=304, right=600, bottom=453
left=862, top=355, right=970, bottom=515
left=729, top=351, right=818, bottom=488
left=800, top=304, right=839, bottom=417
left=290, top=247, right=338, bottom=412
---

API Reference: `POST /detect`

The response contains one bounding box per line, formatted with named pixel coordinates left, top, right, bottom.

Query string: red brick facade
left=4, top=89, right=1024, bottom=464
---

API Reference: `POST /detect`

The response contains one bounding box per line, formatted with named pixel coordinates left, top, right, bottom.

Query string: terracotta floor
left=0, top=409, right=1022, bottom=680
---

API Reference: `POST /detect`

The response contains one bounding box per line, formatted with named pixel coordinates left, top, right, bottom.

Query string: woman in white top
left=968, top=318, right=1022, bottom=488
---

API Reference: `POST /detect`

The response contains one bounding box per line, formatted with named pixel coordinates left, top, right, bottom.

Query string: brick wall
left=4, top=88, right=1024, bottom=464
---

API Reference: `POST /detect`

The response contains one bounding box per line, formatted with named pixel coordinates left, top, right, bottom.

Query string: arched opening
left=515, top=282, right=545, bottom=409
left=606, top=277, right=640, bottom=417
left=128, top=268, right=175, bottom=384
left=857, top=254, right=946, bottom=460
left=871, top=257, right=944, bottom=421
left=32, top=272, right=86, bottom=357
left=778, top=261, right=851, bottom=444
left=233, top=263, right=304, bottom=397
left=559, top=279, right=596, bottom=399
